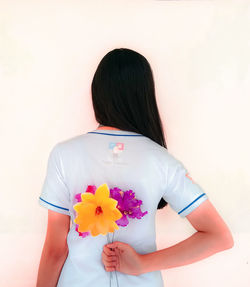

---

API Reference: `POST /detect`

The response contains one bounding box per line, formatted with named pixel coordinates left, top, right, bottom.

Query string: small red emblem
left=185, top=173, right=195, bottom=183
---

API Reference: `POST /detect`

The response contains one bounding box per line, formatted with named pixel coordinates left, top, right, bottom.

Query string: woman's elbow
left=45, top=243, right=69, bottom=260
left=218, top=230, right=234, bottom=250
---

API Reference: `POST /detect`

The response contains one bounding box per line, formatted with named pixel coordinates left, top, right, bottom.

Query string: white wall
left=0, top=0, right=249, bottom=286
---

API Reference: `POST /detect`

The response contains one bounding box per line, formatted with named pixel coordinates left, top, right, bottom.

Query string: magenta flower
left=75, top=185, right=97, bottom=202
left=75, top=224, right=90, bottom=238
left=74, top=193, right=82, bottom=202
left=85, top=185, right=97, bottom=194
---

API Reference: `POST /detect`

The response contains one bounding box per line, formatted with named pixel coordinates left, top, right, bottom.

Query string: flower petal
left=73, top=202, right=96, bottom=214
left=112, top=208, right=123, bottom=220
left=94, top=183, right=110, bottom=204
left=116, top=214, right=129, bottom=226
left=102, top=197, right=118, bottom=210
left=81, top=192, right=95, bottom=204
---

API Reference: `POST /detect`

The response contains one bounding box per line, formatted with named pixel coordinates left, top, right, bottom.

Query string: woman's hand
left=102, top=241, right=144, bottom=276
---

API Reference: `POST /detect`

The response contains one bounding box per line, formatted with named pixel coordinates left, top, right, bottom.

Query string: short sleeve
left=38, top=143, right=70, bottom=216
left=163, top=159, right=209, bottom=218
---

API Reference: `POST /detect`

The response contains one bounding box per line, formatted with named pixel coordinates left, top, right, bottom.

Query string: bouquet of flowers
left=73, top=183, right=148, bottom=286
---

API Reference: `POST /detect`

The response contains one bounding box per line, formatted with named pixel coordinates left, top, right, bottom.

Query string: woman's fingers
left=102, top=252, right=117, bottom=263
left=105, top=266, right=116, bottom=272
left=102, top=246, right=117, bottom=271
left=103, top=245, right=116, bottom=255
left=102, top=255, right=117, bottom=271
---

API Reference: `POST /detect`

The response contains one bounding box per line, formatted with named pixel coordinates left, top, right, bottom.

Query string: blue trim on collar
left=87, top=131, right=144, bottom=137
left=178, top=193, right=206, bottom=215
left=39, top=197, right=69, bottom=211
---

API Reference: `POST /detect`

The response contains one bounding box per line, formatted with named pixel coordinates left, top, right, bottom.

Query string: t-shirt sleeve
left=38, top=143, right=70, bottom=216
left=162, top=157, right=209, bottom=218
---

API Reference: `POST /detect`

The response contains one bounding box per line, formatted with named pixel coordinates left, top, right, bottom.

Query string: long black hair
left=91, top=48, right=168, bottom=209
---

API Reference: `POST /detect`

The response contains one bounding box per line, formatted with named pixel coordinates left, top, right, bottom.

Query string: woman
left=36, top=48, right=234, bottom=287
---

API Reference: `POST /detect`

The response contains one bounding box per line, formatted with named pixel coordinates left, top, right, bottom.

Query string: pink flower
left=75, top=193, right=82, bottom=202
left=75, top=185, right=97, bottom=202
left=75, top=224, right=90, bottom=238
left=85, top=185, right=97, bottom=194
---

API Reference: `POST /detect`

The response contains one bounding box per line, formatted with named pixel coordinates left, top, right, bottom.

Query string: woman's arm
left=36, top=210, right=70, bottom=287
left=36, top=243, right=68, bottom=287
left=141, top=199, right=234, bottom=273
left=141, top=229, right=232, bottom=273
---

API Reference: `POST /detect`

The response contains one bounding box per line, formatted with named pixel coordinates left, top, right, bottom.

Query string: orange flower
left=73, top=183, right=123, bottom=237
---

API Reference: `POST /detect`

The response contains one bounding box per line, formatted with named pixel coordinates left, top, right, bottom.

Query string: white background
left=0, top=0, right=249, bottom=286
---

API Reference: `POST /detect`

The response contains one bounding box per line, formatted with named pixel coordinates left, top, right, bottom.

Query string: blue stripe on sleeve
left=178, top=193, right=206, bottom=215
left=39, top=197, right=69, bottom=211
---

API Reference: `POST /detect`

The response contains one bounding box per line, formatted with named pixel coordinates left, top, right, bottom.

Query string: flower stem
left=107, top=231, right=119, bottom=287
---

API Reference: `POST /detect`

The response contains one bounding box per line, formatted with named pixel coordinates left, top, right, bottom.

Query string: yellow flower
left=73, top=183, right=123, bottom=237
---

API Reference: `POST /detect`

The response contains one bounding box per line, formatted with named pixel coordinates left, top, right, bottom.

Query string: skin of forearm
left=140, top=231, right=233, bottom=274
left=36, top=247, right=68, bottom=287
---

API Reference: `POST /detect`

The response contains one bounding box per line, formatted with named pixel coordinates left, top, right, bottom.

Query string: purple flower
left=110, top=187, right=148, bottom=227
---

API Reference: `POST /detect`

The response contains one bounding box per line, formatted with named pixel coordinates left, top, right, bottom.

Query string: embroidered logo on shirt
left=109, top=142, right=124, bottom=154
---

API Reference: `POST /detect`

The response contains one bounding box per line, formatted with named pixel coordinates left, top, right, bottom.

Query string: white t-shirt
left=38, top=128, right=209, bottom=287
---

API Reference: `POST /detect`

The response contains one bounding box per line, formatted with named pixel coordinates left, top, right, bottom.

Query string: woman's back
left=38, top=127, right=208, bottom=286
